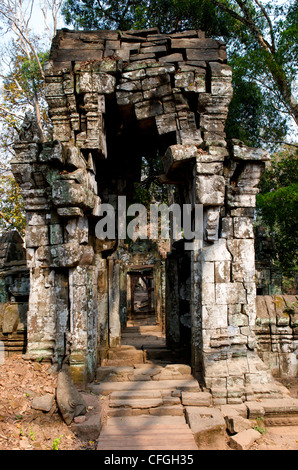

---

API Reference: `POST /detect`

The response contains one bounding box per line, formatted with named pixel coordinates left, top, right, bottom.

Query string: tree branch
left=253, top=0, right=276, bottom=53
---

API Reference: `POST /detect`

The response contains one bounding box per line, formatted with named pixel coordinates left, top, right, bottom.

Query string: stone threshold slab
left=89, top=379, right=200, bottom=395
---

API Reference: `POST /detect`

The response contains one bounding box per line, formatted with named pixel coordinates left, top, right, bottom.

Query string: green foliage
left=0, top=170, right=25, bottom=236
left=0, top=45, right=51, bottom=236
left=133, top=155, right=168, bottom=209
left=61, top=0, right=297, bottom=148
left=254, top=417, right=267, bottom=435
left=1, top=47, right=51, bottom=139
left=226, top=55, right=288, bottom=149
left=52, top=435, right=63, bottom=450
left=256, top=150, right=298, bottom=277
left=62, top=0, right=239, bottom=37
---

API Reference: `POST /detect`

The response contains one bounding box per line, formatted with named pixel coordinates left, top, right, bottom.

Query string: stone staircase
left=86, top=318, right=298, bottom=450
left=90, top=319, right=208, bottom=450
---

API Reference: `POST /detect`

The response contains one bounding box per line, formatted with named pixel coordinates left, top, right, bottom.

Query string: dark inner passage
left=128, top=267, right=155, bottom=323
left=92, top=87, right=193, bottom=366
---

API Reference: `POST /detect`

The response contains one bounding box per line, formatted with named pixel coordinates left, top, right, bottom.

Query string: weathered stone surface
left=76, top=72, right=116, bottom=94
left=31, top=394, right=54, bottom=412
left=228, top=429, right=261, bottom=450
left=56, top=370, right=87, bottom=425
left=224, top=415, right=253, bottom=434
left=185, top=407, right=226, bottom=448
left=2, top=304, right=21, bottom=333
left=231, top=139, right=270, bottom=161
left=181, top=391, right=212, bottom=406
left=162, top=144, right=198, bottom=174
left=25, top=226, right=49, bottom=248
left=196, top=175, right=225, bottom=206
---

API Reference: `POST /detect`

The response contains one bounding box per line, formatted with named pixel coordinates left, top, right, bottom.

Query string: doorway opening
left=128, top=266, right=155, bottom=326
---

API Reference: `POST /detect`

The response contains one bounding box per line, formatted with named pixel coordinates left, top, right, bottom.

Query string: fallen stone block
left=71, top=393, right=104, bottom=441
left=31, top=394, right=54, bottom=412
left=228, top=429, right=261, bottom=450
left=225, top=415, right=253, bottom=434
left=185, top=406, right=226, bottom=449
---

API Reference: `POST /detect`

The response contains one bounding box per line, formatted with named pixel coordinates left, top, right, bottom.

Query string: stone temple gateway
left=10, top=28, right=287, bottom=403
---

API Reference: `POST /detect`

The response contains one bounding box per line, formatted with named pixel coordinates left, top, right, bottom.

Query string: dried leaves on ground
left=0, top=356, right=90, bottom=450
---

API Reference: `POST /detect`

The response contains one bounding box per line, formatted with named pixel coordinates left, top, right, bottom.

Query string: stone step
left=124, top=325, right=162, bottom=333
left=97, top=416, right=198, bottom=450
left=246, top=397, right=298, bottom=425
left=108, top=404, right=184, bottom=417
left=145, top=347, right=185, bottom=361
left=96, top=363, right=193, bottom=382
left=89, top=378, right=201, bottom=396
left=121, top=338, right=166, bottom=348
left=111, top=390, right=163, bottom=400
left=110, top=397, right=164, bottom=409
left=107, top=347, right=145, bottom=362
left=105, top=415, right=187, bottom=427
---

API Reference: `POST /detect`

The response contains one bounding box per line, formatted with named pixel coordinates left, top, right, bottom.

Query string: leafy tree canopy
left=256, top=149, right=298, bottom=278
left=61, top=0, right=298, bottom=149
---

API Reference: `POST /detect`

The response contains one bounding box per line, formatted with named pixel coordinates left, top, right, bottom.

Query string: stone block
left=2, top=304, right=20, bottom=333
left=25, top=225, right=49, bottom=248
left=211, top=77, right=233, bottom=97
left=204, top=359, right=229, bottom=378
left=76, top=72, right=116, bottom=94
left=52, top=179, right=95, bottom=211
left=117, top=80, right=142, bottom=92
left=65, top=217, right=89, bottom=244
left=203, top=207, right=220, bottom=241
left=233, top=217, right=254, bottom=239
left=39, top=140, right=64, bottom=165
left=196, top=161, right=223, bottom=175
left=200, top=115, right=226, bottom=133
left=200, top=239, right=232, bottom=262
left=159, top=53, right=184, bottom=63
left=186, top=49, right=220, bottom=61
left=181, top=391, right=212, bottom=406
left=49, top=224, right=64, bottom=245
left=143, top=83, right=172, bottom=100
left=215, top=261, right=231, bottom=283
left=163, top=144, right=198, bottom=174
left=12, top=143, right=40, bottom=163
left=196, top=175, right=225, bottom=206
left=36, top=242, right=82, bottom=268
left=209, top=62, right=232, bottom=78
left=135, top=100, right=163, bottom=120
left=202, top=304, right=228, bottom=329
left=225, top=415, right=253, bottom=434
left=31, top=394, right=54, bottom=412
left=231, top=139, right=270, bottom=161
left=228, top=429, right=261, bottom=450
left=155, top=113, right=177, bottom=135
left=185, top=406, right=226, bottom=449
left=57, top=207, right=84, bottom=217
left=116, top=91, right=143, bottom=106
left=220, top=217, right=233, bottom=239
left=177, top=129, right=203, bottom=146
left=215, top=282, right=247, bottom=305
left=201, top=282, right=215, bottom=305
left=171, top=38, right=219, bottom=50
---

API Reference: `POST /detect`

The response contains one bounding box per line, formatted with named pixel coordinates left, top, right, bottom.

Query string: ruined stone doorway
left=11, top=28, right=285, bottom=402
left=127, top=267, right=155, bottom=324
